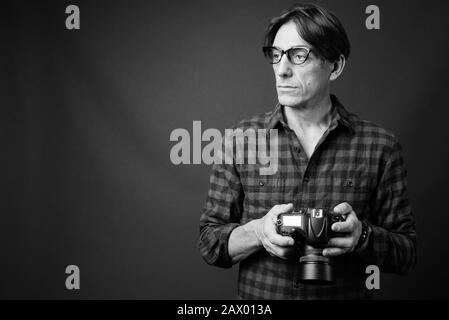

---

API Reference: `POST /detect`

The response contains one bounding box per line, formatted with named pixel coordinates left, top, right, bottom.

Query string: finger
left=271, top=244, right=297, bottom=259
left=268, top=233, right=295, bottom=247
left=275, top=246, right=296, bottom=258
left=332, top=220, right=355, bottom=233
left=270, top=203, right=294, bottom=218
left=344, top=210, right=358, bottom=221
left=264, top=243, right=287, bottom=259
left=322, top=247, right=346, bottom=257
left=270, top=251, right=288, bottom=260
left=327, top=237, right=352, bottom=248
left=332, top=211, right=358, bottom=232
left=333, top=202, right=353, bottom=215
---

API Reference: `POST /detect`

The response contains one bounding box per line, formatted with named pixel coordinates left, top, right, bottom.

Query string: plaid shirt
left=198, top=95, right=416, bottom=299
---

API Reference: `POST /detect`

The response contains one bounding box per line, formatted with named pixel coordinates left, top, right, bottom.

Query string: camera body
left=276, top=208, right=345, bottom=247
left=276, top=208, right=346, bottom=284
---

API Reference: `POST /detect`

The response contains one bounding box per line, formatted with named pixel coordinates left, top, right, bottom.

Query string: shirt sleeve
left=361, top=140, right=417, bottom=274
left=198, top=161, right=244, bottom=268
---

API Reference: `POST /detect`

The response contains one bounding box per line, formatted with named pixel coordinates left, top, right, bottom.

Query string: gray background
left=2, top=0, right=449, bottom=299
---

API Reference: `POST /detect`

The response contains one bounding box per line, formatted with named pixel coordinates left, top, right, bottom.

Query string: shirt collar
left=266, top=94, right=355, bottom=135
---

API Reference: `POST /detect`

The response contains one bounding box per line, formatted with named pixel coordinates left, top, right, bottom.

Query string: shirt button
left=259, top=181, right=264, bottom=186
left=304, top=176, right=310, bottom=183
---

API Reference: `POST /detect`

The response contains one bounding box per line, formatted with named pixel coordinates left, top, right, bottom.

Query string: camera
left=276, top=208, right=346, bottom=284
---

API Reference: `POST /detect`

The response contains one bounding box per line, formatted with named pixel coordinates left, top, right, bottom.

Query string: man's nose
left=274, top=54, right=292, bottom=78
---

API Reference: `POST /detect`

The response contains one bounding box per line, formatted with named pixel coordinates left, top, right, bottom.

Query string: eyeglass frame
left=262, top=46, right=312, bottom=65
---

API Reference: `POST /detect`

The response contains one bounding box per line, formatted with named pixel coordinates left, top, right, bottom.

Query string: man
left=198, top=3, right=416, bottom=299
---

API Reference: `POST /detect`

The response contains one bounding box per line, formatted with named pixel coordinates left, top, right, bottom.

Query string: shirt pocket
left=328, top=173, right=373, bottom=218
left=242, top=168, right=286, bottom=222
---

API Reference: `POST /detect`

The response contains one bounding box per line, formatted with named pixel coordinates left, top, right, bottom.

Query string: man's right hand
left=254, top=203, right=296, bottom=259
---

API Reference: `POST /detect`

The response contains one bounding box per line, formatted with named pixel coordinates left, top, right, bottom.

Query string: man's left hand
left=322, top=202, right=362, bottom=257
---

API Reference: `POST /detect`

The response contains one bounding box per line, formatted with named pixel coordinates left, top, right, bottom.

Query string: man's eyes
left=272, top=52, right=281, bottom=59
left=291, top=49, right=307, bottom=57
left=290, top=49, right=307, bottom=62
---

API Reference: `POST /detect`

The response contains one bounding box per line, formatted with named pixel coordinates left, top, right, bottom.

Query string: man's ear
left=329, top=54, right=346, bottom=81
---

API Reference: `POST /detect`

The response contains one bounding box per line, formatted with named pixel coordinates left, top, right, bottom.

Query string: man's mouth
left=277, top=85, right=297, bottom=90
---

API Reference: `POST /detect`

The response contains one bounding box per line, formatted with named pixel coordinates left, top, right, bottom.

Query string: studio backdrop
left=2, top=0, right=449, bottom=299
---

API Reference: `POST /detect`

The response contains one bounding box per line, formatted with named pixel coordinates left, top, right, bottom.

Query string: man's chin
left=277, top=95, right=302, bottom=108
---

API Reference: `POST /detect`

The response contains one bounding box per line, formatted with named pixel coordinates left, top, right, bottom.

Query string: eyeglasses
left=262, top=46, right=312, bottom=65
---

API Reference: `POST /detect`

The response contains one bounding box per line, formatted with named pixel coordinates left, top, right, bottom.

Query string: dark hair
left=263, top=3, right=350, bottom=62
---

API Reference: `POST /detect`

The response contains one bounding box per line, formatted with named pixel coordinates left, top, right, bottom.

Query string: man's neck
left=283, top=95, right=333, bottom=133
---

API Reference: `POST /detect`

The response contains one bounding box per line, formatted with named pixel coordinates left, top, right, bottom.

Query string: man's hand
left=254, top=203, right=296, bottom=259
left=322, top=202, right=362, bottom=257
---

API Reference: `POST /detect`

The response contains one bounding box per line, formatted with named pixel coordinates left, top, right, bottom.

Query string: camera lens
left=298, top=247, right=334, bottom=284
left=299, top=255, right=333, bottom=284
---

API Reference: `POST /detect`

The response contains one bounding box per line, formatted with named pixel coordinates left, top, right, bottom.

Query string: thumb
left=333, top=202, right=353, bottom=215
left=271, top=203, right=294, bottom=218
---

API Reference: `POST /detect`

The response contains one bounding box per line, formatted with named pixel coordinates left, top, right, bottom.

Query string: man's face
left=272, top=21, right=333, bottom=108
